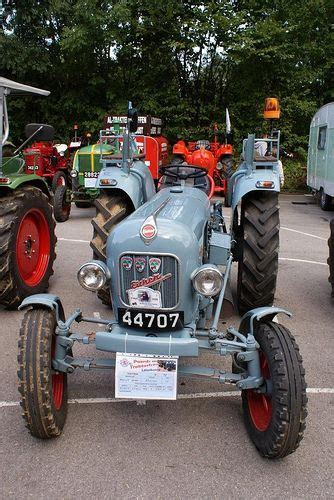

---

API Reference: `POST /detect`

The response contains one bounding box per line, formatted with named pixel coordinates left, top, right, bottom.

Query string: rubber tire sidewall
left=54, top=185, right=71, bottom=222
left=319, top=189, right=332, bottom=211
left=4, top=189, right=56, bottom=306
left=52, top=170, right=68, bottom=192
left=18, top=308, right=68, bottom=438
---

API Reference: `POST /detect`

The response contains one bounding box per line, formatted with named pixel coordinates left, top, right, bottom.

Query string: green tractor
left=0, top=77, right=56, bottom=308
left=53, top=121, right=124, bottom=222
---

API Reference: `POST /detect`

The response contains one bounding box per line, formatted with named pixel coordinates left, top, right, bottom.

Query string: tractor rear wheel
left=236, top=191, right=279, bottom=315
left=0, top=186, right=56, bottom=309
left=328, top=219, right=334, bottom=297
left=90, top=193, right=133, bottom=305
left=54, top=185, right=71, bottom=222
left=52, top=170, right=67, bottom=192
left=18, top=308, right=68, bottom=438
left=242, top=321, right=307, bottom=458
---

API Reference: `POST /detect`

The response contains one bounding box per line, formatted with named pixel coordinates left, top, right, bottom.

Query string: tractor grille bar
left=119, top=254, right=179, bottom=309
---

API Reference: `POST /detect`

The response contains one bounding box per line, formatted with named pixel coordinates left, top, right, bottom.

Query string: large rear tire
left=0, top=186, right=56, bottom=309
left=236, top=191, right=279, bottom=315
left=18, top=308, right=68, bottom=438
left=328, top=219, right=334, bottom=297
left=90, top=193, right=133, bottom=305
left=242, top=321, right=307, bottom=458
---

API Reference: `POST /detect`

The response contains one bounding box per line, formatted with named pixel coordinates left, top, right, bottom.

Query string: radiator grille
left=119, top=254, right=179, bottom=309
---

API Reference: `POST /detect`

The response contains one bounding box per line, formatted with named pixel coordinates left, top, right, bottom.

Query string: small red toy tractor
left=172, top=110, right=234, bottom=203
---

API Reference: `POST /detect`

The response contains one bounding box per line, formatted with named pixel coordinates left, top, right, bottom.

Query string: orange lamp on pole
left=263, top=98, right=280, bottom=120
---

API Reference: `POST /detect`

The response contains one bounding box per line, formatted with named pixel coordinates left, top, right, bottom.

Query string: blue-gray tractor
left=89, top=106, right=156, bottom=304
left=18, top=129, right=307, bottom=459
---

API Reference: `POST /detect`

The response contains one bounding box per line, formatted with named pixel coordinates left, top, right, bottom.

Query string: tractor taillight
left=0, top=177, right=11, bottom=184
left=256, top=181, right=274, bottom=189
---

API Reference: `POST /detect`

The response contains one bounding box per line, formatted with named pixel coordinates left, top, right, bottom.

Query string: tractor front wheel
left=236, top=191, right=279, bottom=314
left=54, top=185, right=71, bottom=222
left=328, top=219, right=334, bottom=297
left=52, top=170, right=67, bottom=192
left=18, top=308, right=68, bottom=438
left=0, top=186, right=56, bottom=308
left=242, top=321, right=307, bottom=458
left=90, top=193, right=133, bottom=305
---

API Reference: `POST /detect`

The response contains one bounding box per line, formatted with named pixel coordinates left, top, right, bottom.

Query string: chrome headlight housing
left=191, top=264, right=223, bottom=297
left=77, top=261, right=110, bottom=291
left=70, top=169, right=78, bottom=178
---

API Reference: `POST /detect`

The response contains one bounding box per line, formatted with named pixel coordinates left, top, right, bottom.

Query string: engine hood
left=106, top=186, right=210, bottom=324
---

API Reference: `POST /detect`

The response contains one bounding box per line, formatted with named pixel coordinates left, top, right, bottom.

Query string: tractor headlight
left=191, top=265, right=223, bottom=297
left=77, top=261, right=110, bottom=291
left=70, top=169, right=78, bottom=178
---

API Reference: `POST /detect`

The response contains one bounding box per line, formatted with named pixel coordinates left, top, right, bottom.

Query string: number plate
left=118, top=309, right=184, bottom=330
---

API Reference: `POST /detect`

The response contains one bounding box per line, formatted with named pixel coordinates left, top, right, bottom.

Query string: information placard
left=115, top=353, right=178, bottom=400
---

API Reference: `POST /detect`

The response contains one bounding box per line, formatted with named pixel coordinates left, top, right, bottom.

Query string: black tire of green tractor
left=90, top=193, right=133, bottom=305
left=328, top=219, right=334, bottom=297
left=0, top=186, right=56, bottom=309
left=236, top=191, right=279, bottom=315
left=52, top=170, right=67, bottom=192
left=319, top=188, right=332, bottom=211
left=53, top=185, right=71, bottom=222
left=242, top=321, right=307, bottom=458
left=18, top=308, right=68, bottom=438
left=74, top=200, right=92, bottom=208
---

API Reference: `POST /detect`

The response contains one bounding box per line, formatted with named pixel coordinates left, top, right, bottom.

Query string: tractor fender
left=230, top=168, right=280, bottom=211
left=2, top=174, right=50, bottom=197
left=238, top=307, right=292, bottom=336
left=97, top=161, right=155, bottom=209
left=19, top=294, right=65, bottom=322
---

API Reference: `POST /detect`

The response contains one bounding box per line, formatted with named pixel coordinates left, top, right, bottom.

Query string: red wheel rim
left=16, top=208, right=51, bottom=286
left=247, top=351, right=272, bottom=431
left=51, top=336, right=64, bottom=411
left=57, top=175, right=66, bottom=187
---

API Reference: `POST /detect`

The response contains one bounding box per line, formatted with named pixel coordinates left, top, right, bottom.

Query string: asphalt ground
left=0, top=193, right=333, bottom=499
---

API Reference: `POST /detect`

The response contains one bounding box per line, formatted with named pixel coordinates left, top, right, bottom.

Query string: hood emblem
left=149, top=257, right=161, bottom=273
left=135, top=257, right=146, bottom=272
left=121, top=256, right=133, bottom=271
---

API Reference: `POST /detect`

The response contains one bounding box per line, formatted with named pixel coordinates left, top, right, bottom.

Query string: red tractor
left=172, top=111, right=234, bottom=203
left=23, top=123, right=86, bottom=192
left=104, top=114, right=169, bottom=183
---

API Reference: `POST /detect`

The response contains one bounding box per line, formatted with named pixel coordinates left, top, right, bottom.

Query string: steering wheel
left=160, top=164, right=208, bottom=181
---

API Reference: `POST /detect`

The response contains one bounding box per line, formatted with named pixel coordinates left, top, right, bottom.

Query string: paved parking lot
left=0, top=193, right=333, bottom=498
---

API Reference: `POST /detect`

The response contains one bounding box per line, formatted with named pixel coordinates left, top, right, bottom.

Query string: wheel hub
left=16, top=208, right=50, bottom=286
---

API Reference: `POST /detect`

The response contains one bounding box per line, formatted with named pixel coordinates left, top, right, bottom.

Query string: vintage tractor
left=328, top=219, right=334, bottom=297
left=104, top=113, right=169, bottom=184
left=172, top=110, right=234, bottom=203
left=0, top=77, right=56, bottom=308
left=23, top=129, right=69, bottom=191
left=18, top=127, right=307, bottom=458
left=53, top=114, right=168, bottom=222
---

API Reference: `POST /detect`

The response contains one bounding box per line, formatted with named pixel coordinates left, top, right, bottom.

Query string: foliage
left=1, top=0, right=333, bottom=152
left=282, top=159, right=307, bottom=192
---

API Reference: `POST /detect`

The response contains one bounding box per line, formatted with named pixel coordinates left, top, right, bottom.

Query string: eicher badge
left=121, top=256, right=133, bottom=271
left=149, top=257, right=161, bottom=273
left=135, top=257, right=146, bottom=273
